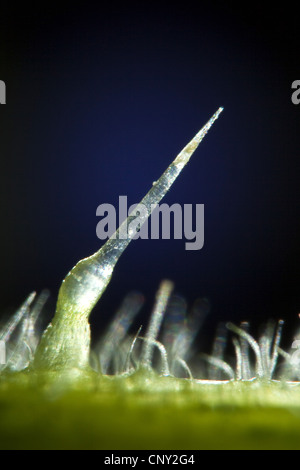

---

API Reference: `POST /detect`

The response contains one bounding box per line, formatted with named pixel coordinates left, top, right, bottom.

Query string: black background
left=0, top=2, right=299, bottom=350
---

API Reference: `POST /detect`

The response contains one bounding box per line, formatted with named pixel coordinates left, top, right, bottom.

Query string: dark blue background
left=0, top=2, right=299, bottom=347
